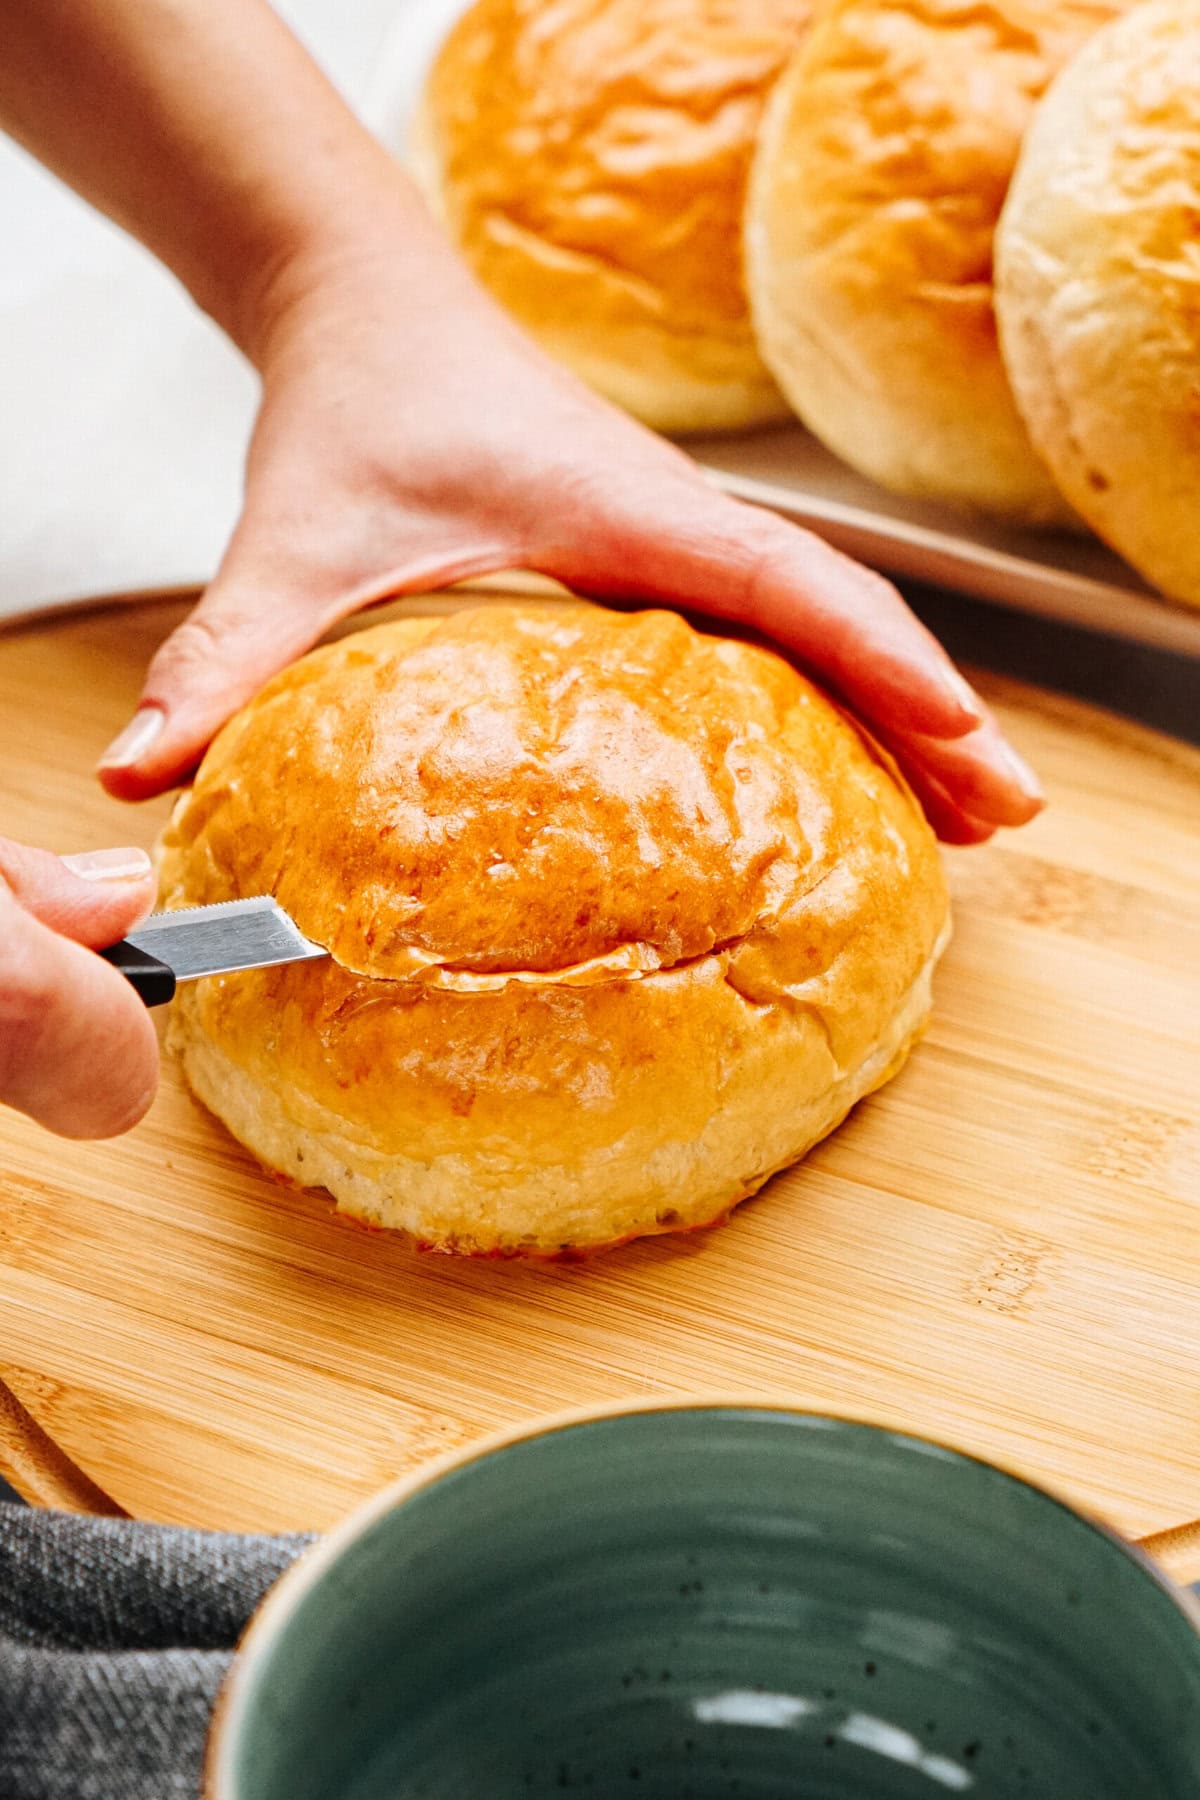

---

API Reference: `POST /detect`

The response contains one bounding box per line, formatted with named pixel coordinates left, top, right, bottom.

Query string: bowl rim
left=204, top=1393, right=1200, bottom=1800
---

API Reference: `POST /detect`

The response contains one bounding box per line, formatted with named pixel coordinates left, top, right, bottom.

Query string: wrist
left=223, top=160, right=462, bottom=371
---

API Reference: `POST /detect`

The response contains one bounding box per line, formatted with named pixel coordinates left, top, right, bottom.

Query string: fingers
left=0, top=835, right=159, bottom=1136
left=745, top=526, right=985, bottom=738
left=537, top=474, right=1045, bottom=841
left=891, top=717, right=1044, bottom=831
left=892, top=760, right=998, bottom=846
left=542, top=481, right=984, bottom=739
left=0, top=838, right=156, bottom=945
left=0, top=886, right=160, bottom=1139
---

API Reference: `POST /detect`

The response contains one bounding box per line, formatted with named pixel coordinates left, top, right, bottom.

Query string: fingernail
left=995, top=739, right=1046, bottom=803
left=98, top=706, right=164, bottom=770
left=942, top=665, right=984, bottom=723
left=62, top=846, right=153, bottom=883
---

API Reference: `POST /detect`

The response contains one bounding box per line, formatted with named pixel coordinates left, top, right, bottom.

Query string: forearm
left=0, top=0, right=439, bottom=359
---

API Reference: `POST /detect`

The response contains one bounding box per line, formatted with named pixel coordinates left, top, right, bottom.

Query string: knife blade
left=100, top=896, right=327, bottom=1007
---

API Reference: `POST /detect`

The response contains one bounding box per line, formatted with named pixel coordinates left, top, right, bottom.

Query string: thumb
left=0, top=840, right=160, bottom=1138
left=0, top=838, right=156, bottom=945
left=0, top=889, right=160, bottom=1139
left=94, top=513, right=522, bottom=802
left=94, top=560, right=328, bottom=801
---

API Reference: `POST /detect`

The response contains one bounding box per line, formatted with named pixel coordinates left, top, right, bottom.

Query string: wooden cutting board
left=1, top=594, right=1198, bottom=1584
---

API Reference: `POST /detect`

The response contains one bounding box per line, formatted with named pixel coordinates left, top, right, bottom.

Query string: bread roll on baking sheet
left=997, top=0, right=1200, bottom=610
left=411, top=0, right=811, bottom=433
left=745, top=0, right=1129, bottom=523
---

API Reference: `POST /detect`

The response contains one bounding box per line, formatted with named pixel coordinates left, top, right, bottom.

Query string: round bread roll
left=410, top=0, right=811, bottom=434
left=158, top=604, right=949, bottom=1258
left=996, top=1, right=1200, bottom=608
left=745, top=0, right=1129, bottom=522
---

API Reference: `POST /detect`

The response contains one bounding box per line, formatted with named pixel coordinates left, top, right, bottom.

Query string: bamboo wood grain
left=0, top=595, right=1197, bottom=1588
left=0, top=1371, right=125, bottom=1514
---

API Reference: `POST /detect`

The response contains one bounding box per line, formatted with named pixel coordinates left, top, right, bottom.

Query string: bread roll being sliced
left=410, top=0, right=811, bottom=433
left=997, top=0, right=1200, bottom=608
left=745, top=0, right=1129, bottom=523
left=158, top=603, right=949, bottom=1257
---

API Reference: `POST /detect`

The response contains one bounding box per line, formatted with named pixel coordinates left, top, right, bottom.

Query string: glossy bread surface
left=158, top=604, right=948, bottom=1253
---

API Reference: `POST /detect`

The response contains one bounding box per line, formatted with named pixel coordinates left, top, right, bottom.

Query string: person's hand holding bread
left=0, top=0, right=1058, bottom=1158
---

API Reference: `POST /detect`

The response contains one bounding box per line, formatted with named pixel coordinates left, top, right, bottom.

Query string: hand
left=0, top=0, right=1040, bottom=844
left=0, top=840, right=158, bottom=1138
left=96, top=223, right=1044, bottom=844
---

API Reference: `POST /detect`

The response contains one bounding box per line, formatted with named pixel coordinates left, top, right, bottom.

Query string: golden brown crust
left=412, top=0, right=811, bottom=433
left=159, top=605, right=897, bottom=983
left=996, top=1, right=1200, bottom=609
left=168, top=935, right=943, bottom=1255
left=745, top=0, right=1128, bottom=521
left=161, top=602, right=950, bottom=1255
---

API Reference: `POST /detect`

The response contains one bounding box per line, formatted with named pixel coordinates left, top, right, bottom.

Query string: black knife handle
left=99, top=940, right=177, bottom=1008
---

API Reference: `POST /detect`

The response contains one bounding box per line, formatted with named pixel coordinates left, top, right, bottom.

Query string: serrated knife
left=101, top=897, right=327, bottom=1007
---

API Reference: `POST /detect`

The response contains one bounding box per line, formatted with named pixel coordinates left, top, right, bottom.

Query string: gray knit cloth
left=1, top=1502, right=1197, bottom=1799
left=0, top=1504, right=314, bottom=1800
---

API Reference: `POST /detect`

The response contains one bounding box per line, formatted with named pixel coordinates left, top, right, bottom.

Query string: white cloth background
left=0, top=0, right=469, bottom=620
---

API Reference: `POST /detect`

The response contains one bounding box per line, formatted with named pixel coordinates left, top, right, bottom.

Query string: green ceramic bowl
left=208, top=1405, right=1200, bottom=1799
